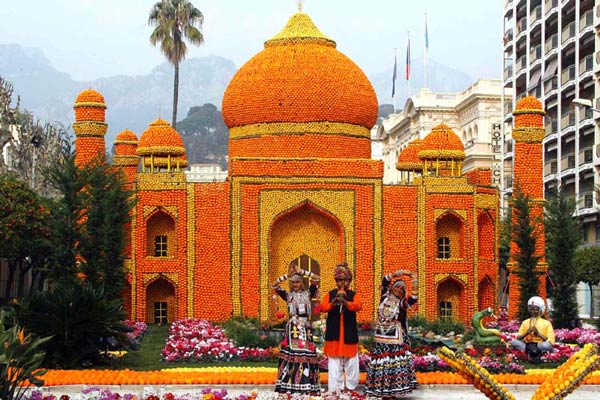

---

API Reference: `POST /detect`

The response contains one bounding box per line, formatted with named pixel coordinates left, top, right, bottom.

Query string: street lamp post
left=30, top=134, right=42, bottom=190
left=573, top=98, right=600, bottom=113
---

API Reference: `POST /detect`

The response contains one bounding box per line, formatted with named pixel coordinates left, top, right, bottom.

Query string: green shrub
left=427, top=319, right=465, bottom=335
left=408, top=315, right=429, bottom=330
left=17, top=283, right=130, bottom=368
left=222, top=316, right=278, bottom=349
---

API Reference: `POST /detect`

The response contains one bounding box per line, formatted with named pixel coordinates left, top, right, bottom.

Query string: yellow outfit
left=517, top=317, right=555, bottom=345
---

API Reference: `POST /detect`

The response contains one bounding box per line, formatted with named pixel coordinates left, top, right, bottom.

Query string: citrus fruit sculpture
left=437, top=343, right=600, bottom=400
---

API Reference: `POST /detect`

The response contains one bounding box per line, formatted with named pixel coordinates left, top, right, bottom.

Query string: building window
left=439, top=301, right=453, bottom=322
left=582, top=227, right=589, bottom=244
left=154, top=301, right=167, bottom=324
left=438, top=237, right=451, bottom=259
left=154, top=235, right=168, bottom=257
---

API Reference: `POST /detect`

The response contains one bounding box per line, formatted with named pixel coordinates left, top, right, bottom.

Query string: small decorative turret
left=136, top=119, right=186, bottom=173
left=396, top=138, right=423, bottom=183
left=418, top=123, right=465, bottom=176
left=113, top=129, right=139, bottom=185
left=73, top=89, right=107, bottom=166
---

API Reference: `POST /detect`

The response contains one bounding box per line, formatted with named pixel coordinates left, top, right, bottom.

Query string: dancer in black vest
left=319, top=263, right=363, bottom=392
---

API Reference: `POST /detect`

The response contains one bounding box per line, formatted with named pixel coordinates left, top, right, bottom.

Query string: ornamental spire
left=297, top=0, right=304, bottom=12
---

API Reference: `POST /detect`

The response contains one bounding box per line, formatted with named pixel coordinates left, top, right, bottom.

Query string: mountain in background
left=370, top=58, right=475, bottom=112
left=1, top=44, right=481, bottom=159
left=0, top=44, right=236, bottom=146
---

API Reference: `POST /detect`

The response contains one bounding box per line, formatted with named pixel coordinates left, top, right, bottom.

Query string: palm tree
left=149, top=0, right=204, bottom=129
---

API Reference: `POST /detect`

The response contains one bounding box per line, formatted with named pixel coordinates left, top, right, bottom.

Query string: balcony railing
left=579, top=147, right=593, bottom=165
left=530, top=45, right=542, bottom=62
left=578, top=107, right=593, bottom=122
left=579, top=54, right=593, bottom=75
left=504, top=64, right=514, bottom=80
left=561, top=153, right=576, bottom=169
left=560, top=110, right=575, bottom=129
left=579, top=9, right=593, bottom=31
left=544, top=160, right=558, bottom=175
left=545, top=119, right=557, bottom=136
left=530, top=5, right=542, bottom=23
left=545, top=34, right=558, bottom=54
left=561, top=65, right=576, bottom=85
left=517, top=18, right=528, bottom=34
left=504, top=28, right=514, bottom=43
left=561, top=21, right=575, bottom=43
left=579, top=192, right=596, bottom=209
left=516, top=56, right=527, bottom=73
left=545, top=0, right=558, bottom=14
left=544, top=76, right=558, bottom=92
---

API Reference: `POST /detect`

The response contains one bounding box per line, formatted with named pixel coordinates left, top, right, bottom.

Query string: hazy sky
left=0, top=0, right=503, bottom=81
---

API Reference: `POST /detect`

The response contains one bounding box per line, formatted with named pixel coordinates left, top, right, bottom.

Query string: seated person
left=510, top=296, right=555, bottom=356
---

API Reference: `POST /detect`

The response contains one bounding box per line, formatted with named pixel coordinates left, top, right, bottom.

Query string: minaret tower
left=508, top=96, right=547, bottom=319
left=73, top=89, right=107, bottom=166
left=113, top=129, right=139, bottom=187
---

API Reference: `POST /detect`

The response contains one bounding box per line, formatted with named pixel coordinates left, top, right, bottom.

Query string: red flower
left=275, top=311, right=285, bottom=319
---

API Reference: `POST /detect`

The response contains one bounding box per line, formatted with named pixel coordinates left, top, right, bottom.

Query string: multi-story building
left=375, top=80, right=505, bottom=185
left=502, top=0, right=599, bottom=317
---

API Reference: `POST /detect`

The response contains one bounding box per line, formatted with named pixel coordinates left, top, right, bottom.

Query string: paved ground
left=38, top=384, right=600, bottom=399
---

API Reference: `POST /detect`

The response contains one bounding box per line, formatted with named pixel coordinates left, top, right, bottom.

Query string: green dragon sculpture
left=472, top=307, right=503, bottom=345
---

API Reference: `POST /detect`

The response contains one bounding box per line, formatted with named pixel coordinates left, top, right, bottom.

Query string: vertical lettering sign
left=491, top=123, right=502, bottom=186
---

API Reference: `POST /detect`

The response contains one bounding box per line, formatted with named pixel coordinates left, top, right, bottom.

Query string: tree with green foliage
left=498, top=208, right=512, bottom=306
left=0, top=310, right=50, bottom=400
left=573, top=246, right=600, bottom=319
left=149, top=0, right=204, bottom=129
left=44, top=148, right=134, bottom=300
left=177, top=103, right=228, bottom=168
left=511, top=188, right=542, bottom=321
left=17, top=284, right=129, bottom=368
left=0, top=174, right=53, bottom=299
left=79, top=160, right=134, bottom=300
left=544, top=186, right=581, bottom=328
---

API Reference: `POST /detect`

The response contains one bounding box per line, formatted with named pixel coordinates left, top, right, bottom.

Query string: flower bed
left=161, top=319, right=274, bottom=362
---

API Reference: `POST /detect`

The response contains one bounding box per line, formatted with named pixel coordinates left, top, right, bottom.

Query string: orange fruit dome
left=75, top=89, right=106, bottom=105
left=222, top=12, right=378, bottom=159
left=114, top=129, right=138, bottom=157
left=513, top=95, right=545, bottom=128
left=74, top=88, right=107, bottom=123
left=418, top=123, right=465, bottom=161
left=136, top=119, right=186, bottom=157
left=396, top=139, right=424, bottom=171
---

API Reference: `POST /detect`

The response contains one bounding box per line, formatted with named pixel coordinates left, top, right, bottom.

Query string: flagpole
left=424, top=13, right=428, bottom=89
left=407, top=31, right=411, bottom=98
left=393, top=48, right=397, bottom=112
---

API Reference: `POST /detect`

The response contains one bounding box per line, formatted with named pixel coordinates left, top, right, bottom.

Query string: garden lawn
left=104, top=324, right=277, bottom=371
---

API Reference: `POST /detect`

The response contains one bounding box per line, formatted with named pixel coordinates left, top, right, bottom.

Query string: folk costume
left=365, top=275, right=418, bottom=398
left=319, top=264, right=363, bottom=392
left=273, top=271, right=321, bottom=395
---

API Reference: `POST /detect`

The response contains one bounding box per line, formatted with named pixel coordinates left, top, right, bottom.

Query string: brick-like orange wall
left=193, top=183, right=232, bottom=321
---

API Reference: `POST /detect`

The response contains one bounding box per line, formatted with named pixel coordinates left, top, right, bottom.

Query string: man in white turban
left=510, top=296, right=555, bottom=358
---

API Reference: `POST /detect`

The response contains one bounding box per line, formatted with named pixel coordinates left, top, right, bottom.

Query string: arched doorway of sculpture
left=145, top=209, right=176, bottom=258
left=288, top=255, right=321, bottom=321
left=146, top=276, right=176, bottom=324
left=478, top=275, right=496, bottom=310
left=435, top=212, right=465, bottom=260
left=269, top=201, right=344, bottom=321
left=477, top=211, right=495, bottom=260
left=122, top=281, right=132, bottom=319
left=436, top=277, right=465, bottom=322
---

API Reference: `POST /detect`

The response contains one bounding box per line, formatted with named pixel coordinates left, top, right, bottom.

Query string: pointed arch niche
left=477, top=211, right=495, bottom=260
left=145, top=276, right=176, bottom=324
left=436, top=276, right=465, bottom=322
left=478, top=275, right=496, bottom=311
left=145, top=210, right=176, bottom=258
left=435, top=212, right=465, bottom=259
left=269, top=202, right=344, bottom=304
